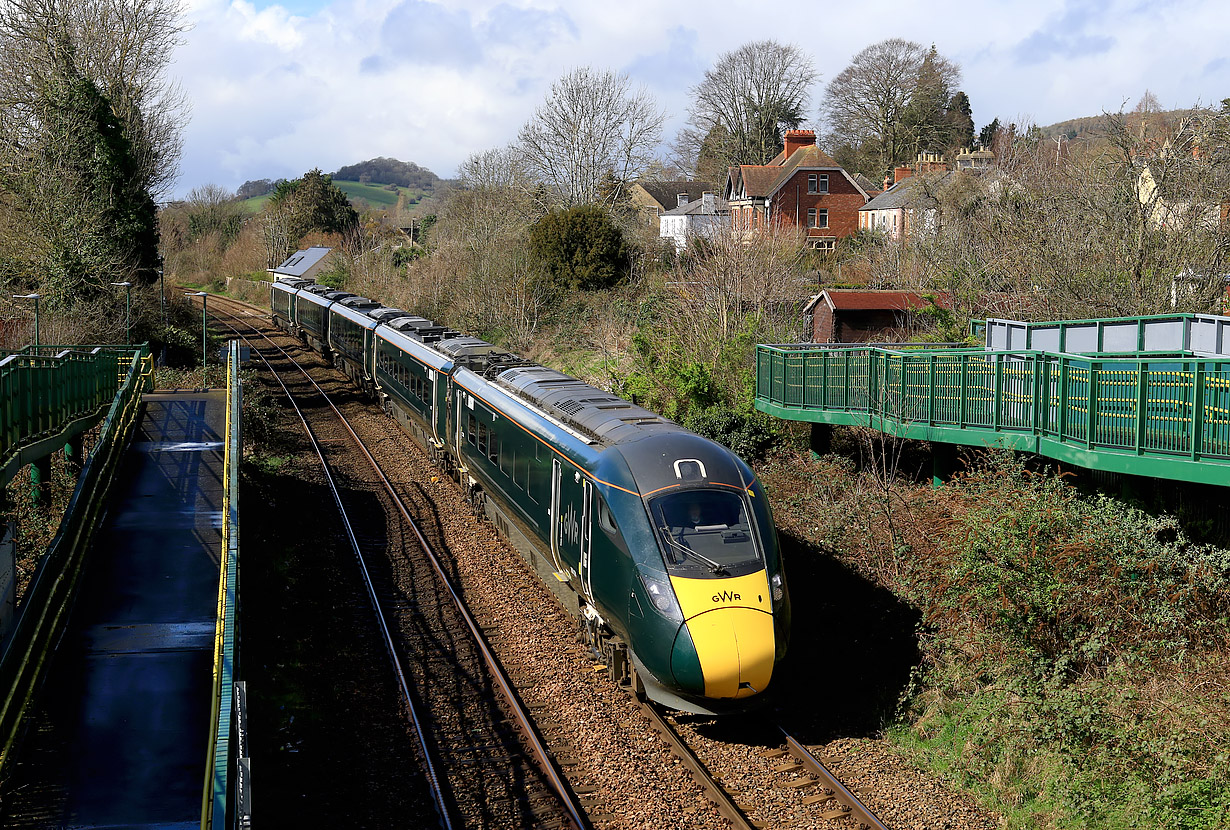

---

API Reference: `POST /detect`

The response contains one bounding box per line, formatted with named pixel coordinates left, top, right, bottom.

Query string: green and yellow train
left=271, top=278, right=790, bottom=713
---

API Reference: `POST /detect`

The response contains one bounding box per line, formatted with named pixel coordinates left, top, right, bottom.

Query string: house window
left=808, top=239, right=836, bottom=251
left=817, top=208, right=828, bottom=228
left=807, top=208, right=817, bottom=228
left=818, top=174, right=829, bottom=193
left=808, top=174, right=818, bottom=194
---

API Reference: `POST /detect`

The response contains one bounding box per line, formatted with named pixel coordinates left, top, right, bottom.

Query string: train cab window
left=648, top=490, right=762, bottom=579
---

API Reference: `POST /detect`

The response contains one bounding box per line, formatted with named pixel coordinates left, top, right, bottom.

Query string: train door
left=429, top=370, right=439, bottom=442
left=578, top=480, right=593, bottom=599
left=549, top=459, right=565, bottom=573
left=551, top=462, right=589, bottom=593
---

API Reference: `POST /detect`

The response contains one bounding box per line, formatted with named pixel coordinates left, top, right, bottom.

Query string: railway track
left=204, top=295, right=586, bottom=829
left=195, top=293, right=902, bottom=830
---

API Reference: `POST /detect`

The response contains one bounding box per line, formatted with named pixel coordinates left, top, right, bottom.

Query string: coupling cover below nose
left=684, top=606, right=774, bottom=698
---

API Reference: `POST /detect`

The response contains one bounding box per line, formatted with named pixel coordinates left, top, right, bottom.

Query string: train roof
left=495, top=365, right=682, bottom=447
left=376, top=326, right=454, bottom=372
left=332, top=301, right=380, bottom=328
left=339, top=296, right=381, bottom=310
left=366, top=307, right=412, bottom=322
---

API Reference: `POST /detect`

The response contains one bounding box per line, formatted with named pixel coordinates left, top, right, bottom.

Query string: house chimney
left=701, top=191, right=715, bottom=214
left=783, top=129, right=817, bottom=160
left=677, top=193, right=689, bottom=208
left=883, top=174, right=892, bottom=191
left=894, top=166, right=914, bottom=184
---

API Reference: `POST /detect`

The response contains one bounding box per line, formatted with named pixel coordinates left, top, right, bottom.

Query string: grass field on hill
left=236, top=179, right=428, bottom=214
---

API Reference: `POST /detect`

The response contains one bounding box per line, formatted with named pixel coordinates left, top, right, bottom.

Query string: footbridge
left=756, top=313, right=1230, bottom=487
left=0, top=342, right=248, bottom=828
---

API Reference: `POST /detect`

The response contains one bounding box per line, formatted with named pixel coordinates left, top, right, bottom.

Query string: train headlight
left=638, top=570, right=676, bottom=614
left=770, top=573, right=784, bottom=605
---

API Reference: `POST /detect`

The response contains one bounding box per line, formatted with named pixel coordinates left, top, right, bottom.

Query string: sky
left=170, top=0, right=1230, bottom=198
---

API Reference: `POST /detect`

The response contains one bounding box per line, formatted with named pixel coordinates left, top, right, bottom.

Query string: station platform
left=2, top=389, right=226, bottom=828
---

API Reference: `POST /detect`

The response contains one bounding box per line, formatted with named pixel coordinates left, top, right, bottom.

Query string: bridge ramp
left=3, top=390, right=225, bottom=827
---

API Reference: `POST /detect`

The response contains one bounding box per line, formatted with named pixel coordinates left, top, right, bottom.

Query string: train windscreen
left=648, top=490, right=763, bottom=579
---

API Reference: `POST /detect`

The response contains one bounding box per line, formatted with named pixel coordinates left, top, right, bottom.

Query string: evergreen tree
left=979, top=118, right=1000, bottom=150
left=263, top=169, right=359, bottom=264
left=527, top=204, right=628, bottom=292
left=900, top=45, right=952, bottom=156
left=1, top=60, right=158, bottom=302
left=946, top=91, right=975, bottom=150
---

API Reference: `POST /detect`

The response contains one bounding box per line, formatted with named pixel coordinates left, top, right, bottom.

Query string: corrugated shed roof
left=823, top=289, right=950, bottom=311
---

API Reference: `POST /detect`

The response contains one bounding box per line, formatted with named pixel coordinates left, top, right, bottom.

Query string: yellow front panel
left=671, top=571, right=775, bottom=699
left=670, top=570, right=772, bottom=619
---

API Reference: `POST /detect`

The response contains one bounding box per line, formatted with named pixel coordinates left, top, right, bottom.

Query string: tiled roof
left=732, top=145, right=853, bottom=200
left=852, top=173, right=881, bottom=194
left=636, top=180, right=715, bottom=209
left=737, top=166, right=780, bottom=199
left=663, top=195, right=730, bottom=215
left=859, top=174, right=948, bottom=211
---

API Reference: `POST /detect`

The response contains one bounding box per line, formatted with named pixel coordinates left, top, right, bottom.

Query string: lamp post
left=186, top=292, right=208, bottom=383
left=12, top=293, right=40, bottom=350
left=111, top=281, right=132, bottom=345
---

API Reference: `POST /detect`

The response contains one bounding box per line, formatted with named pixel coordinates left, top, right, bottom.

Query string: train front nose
left=671, top=607, right=776, bottom=699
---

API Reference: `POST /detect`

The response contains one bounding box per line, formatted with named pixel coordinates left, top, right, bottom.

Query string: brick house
left=803, top=289, right=950, bottom=342
left=724, top=130, right=870, bottom=249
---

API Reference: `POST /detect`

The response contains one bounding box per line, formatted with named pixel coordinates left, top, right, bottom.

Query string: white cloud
left=168, top=0, right=1230, bottom=197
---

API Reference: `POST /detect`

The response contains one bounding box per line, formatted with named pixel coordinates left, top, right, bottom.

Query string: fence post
left=1192, top=362, right=1206, bottom=460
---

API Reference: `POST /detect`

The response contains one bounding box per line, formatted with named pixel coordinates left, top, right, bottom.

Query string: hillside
left=234, top=167, right=449, bottom=216
left=1039, top=107, right=1198, bottom=142
left=332, top=157, right=439, bottom=191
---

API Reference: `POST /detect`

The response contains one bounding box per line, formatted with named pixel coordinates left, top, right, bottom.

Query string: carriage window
left=466, top=414, right=477, bottom=446
left=596, top=493, right=617, bottom=535
left=477, top=423, right=488, bottom=456
left=488, top=429, right=499, bottom=464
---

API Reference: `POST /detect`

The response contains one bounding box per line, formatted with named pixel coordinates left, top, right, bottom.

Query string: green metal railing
left=756, top=344, right=1230, bottom=486
left=203, top=340, right=245, bottom=830
left=0, top=348, right=151, bottom=776
left=0, top=345, right=153, bottom=485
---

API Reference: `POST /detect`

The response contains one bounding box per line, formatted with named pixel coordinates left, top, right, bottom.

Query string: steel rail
left=639, top=701, right=757, bottom=830
left=206, top=295, right=589, bottom=830
left=198, top=306, right=454, bottom=830
left=779, top=726, right=891, bottom=830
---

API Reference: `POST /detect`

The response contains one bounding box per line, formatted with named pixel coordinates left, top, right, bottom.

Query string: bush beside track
left=760, top=440, right=1230, bottom=830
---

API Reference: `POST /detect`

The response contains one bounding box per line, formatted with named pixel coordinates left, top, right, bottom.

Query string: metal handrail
left=756, top=344, right=1230, bottom=485
left=0, top=349, right=150, bottom=777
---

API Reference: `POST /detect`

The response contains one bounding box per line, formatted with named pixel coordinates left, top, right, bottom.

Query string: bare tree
left=517, top=67, right=665, bottom=209
left=821, top=39, right=961, bottom=178
left=868, top=105, right=1230, bottom=320
left=676, top=40, right=818, bottom=178
left=0, top=0, right=189, bottom=198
